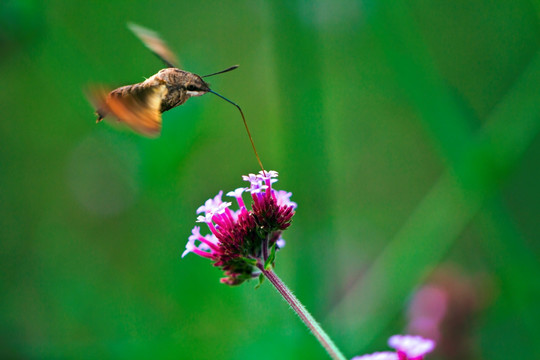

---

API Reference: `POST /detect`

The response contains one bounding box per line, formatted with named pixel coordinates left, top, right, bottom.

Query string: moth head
left=185, top=74, right=210, bottom=97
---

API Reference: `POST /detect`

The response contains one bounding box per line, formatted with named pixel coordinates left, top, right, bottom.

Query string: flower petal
left=351, top=352, right=399, bottom=360
left=388, top=335, right=435, bottom=359
left=196, top=190, right=224, bottom=214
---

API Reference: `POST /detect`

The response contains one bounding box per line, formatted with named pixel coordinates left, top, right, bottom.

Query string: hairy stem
left=258, top=266, right=347, bottom=360
left=262, top=234, right=269, bottom=263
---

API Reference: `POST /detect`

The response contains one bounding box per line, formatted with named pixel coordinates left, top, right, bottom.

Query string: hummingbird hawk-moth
left=88, top=23, right=264, bottom=169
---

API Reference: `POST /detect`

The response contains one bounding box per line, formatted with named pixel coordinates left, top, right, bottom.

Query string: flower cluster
left=352, top=335, right=435, bottom=360
left=182, top=170, right=297, bottom=285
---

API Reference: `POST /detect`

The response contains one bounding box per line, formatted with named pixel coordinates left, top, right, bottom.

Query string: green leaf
left=264, top=243, right=276, bottom=270
left=255, top=273, right=265, bottom=289
left=241, top=257, right=257, bottom=266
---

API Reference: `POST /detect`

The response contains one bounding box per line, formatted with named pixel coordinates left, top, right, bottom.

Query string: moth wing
left=88, top=84, right=167, bottom=138
left=128, top=23, right=180, bottom=69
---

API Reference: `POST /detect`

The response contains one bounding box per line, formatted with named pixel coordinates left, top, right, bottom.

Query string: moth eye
left=186, top=84, right=197, bottom=91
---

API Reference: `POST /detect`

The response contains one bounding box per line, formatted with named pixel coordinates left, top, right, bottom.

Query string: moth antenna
left=202, top=65, right=239, bottom=78
left=208, top=89, right=264, bottom=171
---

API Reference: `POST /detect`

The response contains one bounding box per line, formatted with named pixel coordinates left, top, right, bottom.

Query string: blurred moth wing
left=128, top=22, right=179, bottom=68
left=89, top=83, right=167, bottom=138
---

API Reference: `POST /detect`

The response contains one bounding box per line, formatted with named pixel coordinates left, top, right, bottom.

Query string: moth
left=88, top=23, right=264, bottom=169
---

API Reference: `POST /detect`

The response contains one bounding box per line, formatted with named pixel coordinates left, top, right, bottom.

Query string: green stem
left=259, top=266, right=347, bottom=360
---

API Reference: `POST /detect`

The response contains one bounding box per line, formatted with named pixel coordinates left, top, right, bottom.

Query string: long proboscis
left=208, top=89, right=264, bottom=171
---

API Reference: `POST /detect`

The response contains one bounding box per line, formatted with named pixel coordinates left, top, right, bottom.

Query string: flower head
left=183, top=170, right=296, bottom=285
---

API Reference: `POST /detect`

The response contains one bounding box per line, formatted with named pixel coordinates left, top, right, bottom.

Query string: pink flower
left=351, top=335, right=435, bottom=360
left=388, top=335, right=435, bottom=360
left=351, top=352, right=398, bottom=360
left=182, top=170, right=296, bottom=285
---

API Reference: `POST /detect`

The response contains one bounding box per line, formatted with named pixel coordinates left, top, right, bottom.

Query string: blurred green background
left=1, top=0, right=539, bottom=359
